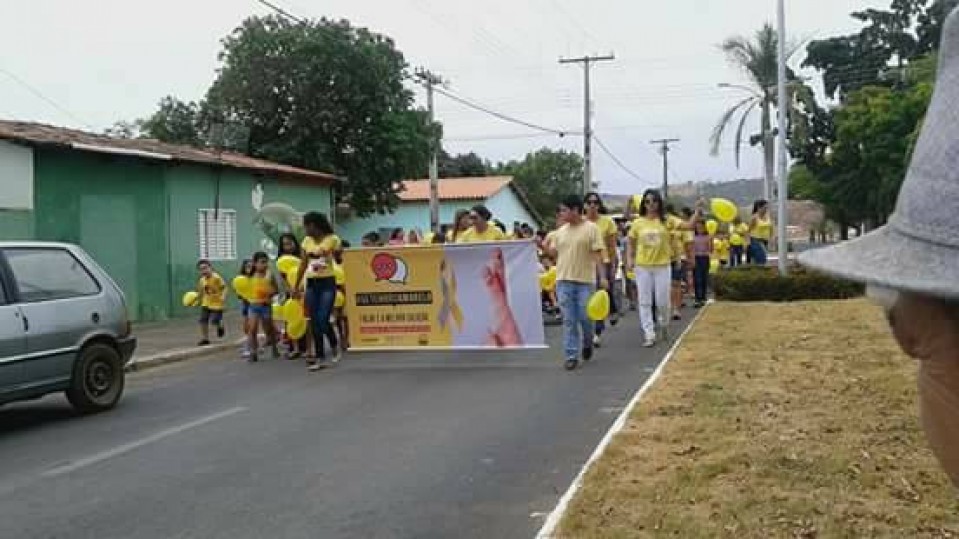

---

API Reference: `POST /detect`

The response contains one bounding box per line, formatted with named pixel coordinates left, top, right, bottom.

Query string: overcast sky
left=0, top=0, right=884, bottom=194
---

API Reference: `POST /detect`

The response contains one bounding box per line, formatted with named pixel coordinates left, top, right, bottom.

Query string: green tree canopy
left=493, top=148, right=584, bottom=225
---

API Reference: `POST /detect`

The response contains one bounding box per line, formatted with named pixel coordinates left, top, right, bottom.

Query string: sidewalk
left=127, top=312, right=246, bottom=371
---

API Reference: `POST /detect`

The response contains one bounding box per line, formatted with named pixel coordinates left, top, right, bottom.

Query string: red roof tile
left=0, top=119, right=339, bottom=184
left=398, top=176, right=512, bottom=201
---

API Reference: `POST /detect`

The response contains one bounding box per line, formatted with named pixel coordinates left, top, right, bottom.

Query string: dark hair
left=340, top=240, right=351, bottom=249
left=238, top=259, right=253, bottom=277
left=665, top=203, right=676, bottom=215
left=252, top=251, right=269, bottom=263
left=753, top=199, right=769, bottom=215
left=453, top=209, right=470, bottom=229
left=561, top=194, right=585, bottom=213
left=196, top=259, right=211, bottom=269
left=303, top=211, right=334, bottom=236
left=493, top=219, right=507, bottom=233
left=584, top=191, right=608, bottom=213
left=431, top=232, right=446, bottom=244
left=361, top=231, right=381, bottom=245
left=681, top=207, right=693, bottom=218
left=390, top=228, right=404, bottom=240
left=536, top=229, right=547, bottom=239
left=471, top=205, right=492, bottom=222
left=278, top=233, right=300, bottom=257
left=638, top=189, right=666, bottom=223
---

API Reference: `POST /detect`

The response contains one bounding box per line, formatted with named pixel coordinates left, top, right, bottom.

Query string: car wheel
left=66, top=343, right=125, bottom=413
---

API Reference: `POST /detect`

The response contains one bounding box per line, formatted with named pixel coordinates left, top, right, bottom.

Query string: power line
left=0, top=66, right=93, bottom=129
left=255, top=0, right=304, bottom=23
left=430, top=86, right=574, bottom=137
left=593, top=136, right=645, bottom=184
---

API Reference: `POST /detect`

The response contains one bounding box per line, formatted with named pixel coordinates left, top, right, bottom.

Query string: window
left=198, top=209, right=237, bottom=261
left=4, top=248, right=100, bottom=303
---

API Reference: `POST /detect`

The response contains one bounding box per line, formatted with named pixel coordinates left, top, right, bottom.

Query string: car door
left=0, top=265, right=27, bottom=400
left=3, top=247, right=103, bottom=389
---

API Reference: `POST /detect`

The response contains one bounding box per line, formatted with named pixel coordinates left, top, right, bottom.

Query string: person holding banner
left=294, top=211, right=342, bottom=371
left=544, top=195, right=608, bottom=371
left=458, top=205, right=507, bottom=243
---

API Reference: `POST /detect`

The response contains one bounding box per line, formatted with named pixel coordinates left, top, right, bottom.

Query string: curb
left=535, top=301, right=712, bottom=538
left=125, top=338, right=246, bottom=373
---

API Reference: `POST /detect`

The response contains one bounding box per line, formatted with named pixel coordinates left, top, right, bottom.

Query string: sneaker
left=592, top=335, right=602, bottom=348
left=564, top=358, right=579, bottom=371
left=610, top=313, right=620, bottom=327
left=673, top=313, right=682, bottom=321
left=643, top=337, right=656, bottom=348
left=307, top=361, right=323, bottom=372
left=582, top=347, right=594, bottom=361
left=197, top=339, right=211, bottom=347
left=331, top=349, right=343, bottom=364
left=216, top=325, right=225, bottom=339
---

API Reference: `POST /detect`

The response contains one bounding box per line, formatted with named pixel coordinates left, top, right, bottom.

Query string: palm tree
left=710, top=24, right=813, bottom=201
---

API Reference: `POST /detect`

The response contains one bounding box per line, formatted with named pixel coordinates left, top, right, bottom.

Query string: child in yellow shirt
left=197, top=259, right=227, bottom=346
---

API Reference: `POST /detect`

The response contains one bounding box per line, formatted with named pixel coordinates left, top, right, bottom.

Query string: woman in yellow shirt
left=748, top=199, right=773, bottom=266
left=626, top=190, right=699, bottom=347
left=457, top=205, right=507, bottom=243
left=294, top=211, right=343, bottom=370
left=584, top=192, right=620, bottom=343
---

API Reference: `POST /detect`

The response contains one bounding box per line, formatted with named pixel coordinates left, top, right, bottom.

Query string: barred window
left=198, top=209, right=237, bottom=261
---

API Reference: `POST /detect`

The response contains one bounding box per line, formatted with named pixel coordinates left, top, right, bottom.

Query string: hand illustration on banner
left=483, top=248, right=523, bottom=347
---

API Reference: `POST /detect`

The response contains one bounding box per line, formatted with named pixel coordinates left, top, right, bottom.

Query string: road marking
left=41, top=406, right=247, bottom=478
left=535, top=304, right=711, bottom=538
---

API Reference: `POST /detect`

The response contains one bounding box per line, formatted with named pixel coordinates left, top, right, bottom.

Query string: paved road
left=0, top=311, right=692, bottom=539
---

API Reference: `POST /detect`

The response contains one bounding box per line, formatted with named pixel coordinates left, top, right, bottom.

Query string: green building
left=0, top=120, right=337, bottom=321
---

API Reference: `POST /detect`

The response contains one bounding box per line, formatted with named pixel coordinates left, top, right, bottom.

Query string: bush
left=712, top=264, right=864, bottom=302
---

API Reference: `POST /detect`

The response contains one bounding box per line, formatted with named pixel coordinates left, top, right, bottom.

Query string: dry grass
left=557, top=300, right=959, bottom=538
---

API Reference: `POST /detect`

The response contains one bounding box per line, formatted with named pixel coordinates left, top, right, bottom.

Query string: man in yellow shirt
left=543, top=195, right=608, bottom=371
left=457, top=205, right=507, bottom=243
left=196, top=259, right=227, bottom=346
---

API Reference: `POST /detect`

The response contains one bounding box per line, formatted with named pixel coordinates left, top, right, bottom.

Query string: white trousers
left=635, top=265, right=671, bottom=339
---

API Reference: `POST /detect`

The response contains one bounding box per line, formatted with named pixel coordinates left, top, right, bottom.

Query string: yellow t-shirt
left=550, top=221, right=604, bottom=284
left=629, top=217, right=672, bottom=267
left=302, top=234, right=342, bottom=279
left=752, top=217, right=773, bottom=241
left=729, top=232, right=745, bottom=247
left=588, top=215, right=618, bottom=264
left=714, top=238, right=730, bottom=261
left=667, top=215, right=687, bottom=262
left=457, top=226, right=507, bottom=243
left=199, top=273, right=227, bottom=310
left=249, top=272, right=276, bottom=306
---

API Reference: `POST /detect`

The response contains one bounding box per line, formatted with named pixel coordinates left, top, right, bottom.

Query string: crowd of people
left=538, top=190, right=775, bottom=370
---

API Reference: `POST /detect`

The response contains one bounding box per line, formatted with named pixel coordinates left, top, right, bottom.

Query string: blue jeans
left=693, top=256, right=710, bottom=303
left=748, top=238, right=768, bottom=266
left=729, top=246, right=744, bottom=268
left=305, top=277, right=338, bottom=358
left=557, top=280, right=595, bottom=360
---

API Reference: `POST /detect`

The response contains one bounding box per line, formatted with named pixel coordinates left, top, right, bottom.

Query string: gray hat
left=799, top=5, right=959, bottom=300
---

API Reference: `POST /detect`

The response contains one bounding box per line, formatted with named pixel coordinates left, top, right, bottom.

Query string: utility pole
left=560, top=53, right=614, bottom=196
left=650, top=138, right=680, bottom=200
left=416, top=69, right=444, bottom=232
left=776, top=0, right=789, bottom=276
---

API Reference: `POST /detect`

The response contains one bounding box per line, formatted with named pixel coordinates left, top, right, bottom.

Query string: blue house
left=336, top=176, right=543, bottom=243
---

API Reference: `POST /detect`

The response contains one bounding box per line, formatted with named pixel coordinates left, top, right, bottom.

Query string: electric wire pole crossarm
left=650, top=138, right=680, bottom=200
left=415, top=69, right=445, bottom=232
left=559, top=53, right=615, bottom=195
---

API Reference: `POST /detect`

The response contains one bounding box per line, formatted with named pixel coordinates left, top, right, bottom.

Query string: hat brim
left=798, top=225, right=959, bottom=300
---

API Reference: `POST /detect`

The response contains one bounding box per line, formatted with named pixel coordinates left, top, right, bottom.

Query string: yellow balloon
left=283, top=299, right=304, bottom=325
left=276, top=255, right=300, bottom=275
left=706, top=219, right=719, bottom=235
left=586, top=290, right=610, bottom=321
left=709, top=258, right=720, bottom=274
left=232, top=276, right=252, bottom=301
left=334, top=290, right=345, bottom=308
left=287, top=317, right=308, bottom=340
left=285, top=267, right=299, bottom=289
left=710, top=198, right=739, bottom=223
left=182, top=291, right=199, bottom=307
left=333, top=264, right=346, bottom=286
left=271, top=302, right=285, bottom=321
left=631, top=194, right=643, bottom=211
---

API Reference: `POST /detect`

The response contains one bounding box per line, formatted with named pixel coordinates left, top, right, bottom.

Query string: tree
left=710, top=24, right=815, bottom=201
left=494, top=148, right=584, bottom=224
left=139, top=96, right=204, bottom=146
left=203, top=16, right=436, bottom=216
left=437, top=150, right=490, bottom=178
